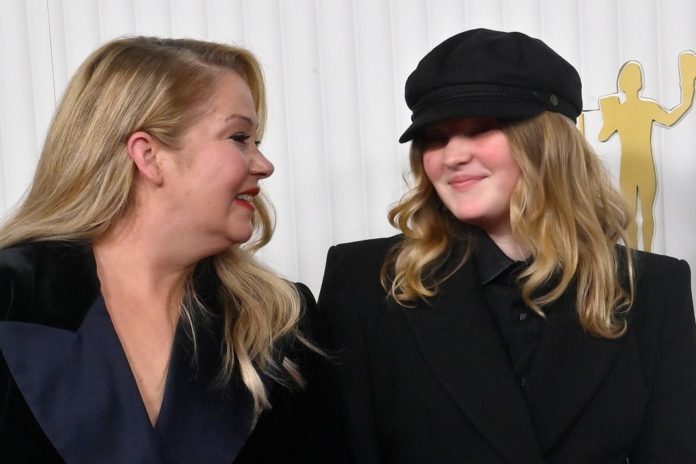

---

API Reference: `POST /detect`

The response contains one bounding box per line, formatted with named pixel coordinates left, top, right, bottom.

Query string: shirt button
left=518, top=312, right=528, bottom=322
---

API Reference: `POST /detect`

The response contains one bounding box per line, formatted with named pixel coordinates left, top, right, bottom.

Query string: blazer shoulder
left=628, top=248, right=693, bottom=328
left=332, top=234, right=402, bottom=252
left=632, top=248, right=691, bottom=290
left=632, top=247, right=687, bottom=268
left=0, top=241, right=98, bottom=328
left=0, top=241, right=39, bottom=273
left=0, top=242, right=41, bottom=321
left=319, top=236, right=401, bottom=316
left=326, top=234, right=402, bottom=270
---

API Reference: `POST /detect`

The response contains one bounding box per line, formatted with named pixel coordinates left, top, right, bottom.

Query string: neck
left=93, top=214, right=194, bottom=324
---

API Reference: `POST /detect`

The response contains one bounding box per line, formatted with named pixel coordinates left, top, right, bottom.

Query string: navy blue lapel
left=1, top=242, right=265, bottom=462
left=155, top=323, right=256, bottom=464
left=402, top=258, right=545, bottom=464
left=523, top=287, right=625, bottom=452
left=0, top=295, right=163, bottom=463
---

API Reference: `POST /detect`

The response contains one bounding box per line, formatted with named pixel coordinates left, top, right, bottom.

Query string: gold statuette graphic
left=598, top=52, right=696, bottom=251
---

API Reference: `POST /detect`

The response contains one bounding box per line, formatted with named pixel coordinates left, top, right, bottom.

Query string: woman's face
left=421, top=117, right=521, bottom=237
left=161, top=70, right=273, bottom=255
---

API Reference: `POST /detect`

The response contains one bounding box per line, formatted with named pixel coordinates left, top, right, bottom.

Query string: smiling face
left=420, top=117, right=521, bottom=237
left=161, top=70, right=274, bottom=255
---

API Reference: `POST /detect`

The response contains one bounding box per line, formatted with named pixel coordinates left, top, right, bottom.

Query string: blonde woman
left=316, top=29, right=696, bottom=463
left=0, top=37, right=313, bottom=463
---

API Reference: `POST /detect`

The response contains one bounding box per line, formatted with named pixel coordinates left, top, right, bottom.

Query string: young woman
left=0, top=37, right=313, bottom=463
left=317, top=28, right=696, bottom=463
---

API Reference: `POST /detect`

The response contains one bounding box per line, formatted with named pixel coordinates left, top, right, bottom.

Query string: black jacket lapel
left=524, top=287, right=624, bottom=452
left=403, top=259, right=545, bottom=464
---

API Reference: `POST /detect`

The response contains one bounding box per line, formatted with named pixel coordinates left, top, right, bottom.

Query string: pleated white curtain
left=1, top=0, right=695, bottom=296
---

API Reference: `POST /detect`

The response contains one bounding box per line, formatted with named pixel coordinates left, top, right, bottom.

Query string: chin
left=452, top=212, right=485, bottom=224
left=228, top=230, right=254, bottom=245
left=199, top=233, right=251, bottom=257
left=219, top=220, right=254, bottom=245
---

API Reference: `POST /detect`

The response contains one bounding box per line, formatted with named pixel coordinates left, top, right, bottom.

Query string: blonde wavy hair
left=382, top=111, right=635, bottom=339
left=0, top=36, right=305, bottom=411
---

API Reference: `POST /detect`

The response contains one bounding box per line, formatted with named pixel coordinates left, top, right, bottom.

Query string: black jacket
left=0, top=240, right=316, bottom=463
left=316, top=235, right=696, bottom=463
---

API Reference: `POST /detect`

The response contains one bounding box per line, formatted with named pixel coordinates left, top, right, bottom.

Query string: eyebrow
left=223, top=113, right=255, bottom=126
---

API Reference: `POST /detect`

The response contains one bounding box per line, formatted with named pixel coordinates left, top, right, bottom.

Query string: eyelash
left=229, top=133, right=261, bottom=147
left=229, top=134, right=261, bottom=147
left=230, top=133, right=250, bottom=143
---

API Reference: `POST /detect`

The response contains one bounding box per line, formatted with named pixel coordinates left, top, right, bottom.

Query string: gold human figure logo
left=598, top=52, right=696, bottom=251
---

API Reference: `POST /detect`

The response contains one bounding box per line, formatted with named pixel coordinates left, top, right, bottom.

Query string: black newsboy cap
left=399, top=28, right=583, bottom=143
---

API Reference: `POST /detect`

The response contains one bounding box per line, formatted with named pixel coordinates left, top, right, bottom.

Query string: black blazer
left=316, top=235, right=696, bottom=463
left=0, top=241, right=315, bottom=463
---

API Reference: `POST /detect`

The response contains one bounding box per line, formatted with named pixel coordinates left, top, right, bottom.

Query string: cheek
left=486, top=141, right=521, bottom=186
left=495, top=155, right=520, bottom=181
left=422, top=151, right=441, bottom=183
left=502, top=158, right=522, bottom=191
left=212, top=150, right=248, bottom=185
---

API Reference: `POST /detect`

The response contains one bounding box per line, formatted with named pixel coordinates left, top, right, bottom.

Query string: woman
left=317, top=29, right=696, bottom=463
left=0, top=37, right=313, bottom=463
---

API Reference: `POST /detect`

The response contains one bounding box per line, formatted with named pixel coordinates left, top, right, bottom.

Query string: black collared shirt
left=473, top=232, right=545, bottom=387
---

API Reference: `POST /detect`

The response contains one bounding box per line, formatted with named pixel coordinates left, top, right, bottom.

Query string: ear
left=127, top=131, right=164, bottom=186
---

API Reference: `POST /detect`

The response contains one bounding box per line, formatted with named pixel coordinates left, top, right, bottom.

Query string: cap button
left=549, top=94, right=559, bottom=106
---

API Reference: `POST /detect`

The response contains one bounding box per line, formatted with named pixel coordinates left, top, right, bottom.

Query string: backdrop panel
left=0, top=0, right=694, bottom=297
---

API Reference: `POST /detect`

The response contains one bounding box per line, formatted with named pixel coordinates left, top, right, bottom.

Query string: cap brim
left=398, top=98, right=547, bottom=143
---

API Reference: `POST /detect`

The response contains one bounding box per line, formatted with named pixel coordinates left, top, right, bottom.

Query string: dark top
left=0, top=241, right=316, bottom=464
left=474, top=232, right=545, bottom=385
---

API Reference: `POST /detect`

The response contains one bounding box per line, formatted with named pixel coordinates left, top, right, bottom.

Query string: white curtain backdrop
left=1, top=0, right=695, bottom=297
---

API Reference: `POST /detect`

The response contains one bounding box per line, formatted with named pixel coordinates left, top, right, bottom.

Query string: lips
left=448, top=174, right=485, bottom=190
left=234, top=187, right=260, bottom=211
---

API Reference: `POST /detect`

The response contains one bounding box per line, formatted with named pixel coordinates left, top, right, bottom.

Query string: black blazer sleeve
left=631, top=259, right=696, bottom=463
left=313, top=244, right=383, bottom=464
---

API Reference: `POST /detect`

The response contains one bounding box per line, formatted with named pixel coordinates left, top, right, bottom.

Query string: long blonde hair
left=0, top=36, right=304, bottom=411
left=383, top=112, right=635, bottom=339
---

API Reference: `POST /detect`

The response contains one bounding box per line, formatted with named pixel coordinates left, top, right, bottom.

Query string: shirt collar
left=471, top=228, right=521, bottom=285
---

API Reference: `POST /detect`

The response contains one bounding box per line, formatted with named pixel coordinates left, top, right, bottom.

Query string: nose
left=441, top=134, right=473, bottom=167
left=250, top=147, right=274, bottom=179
